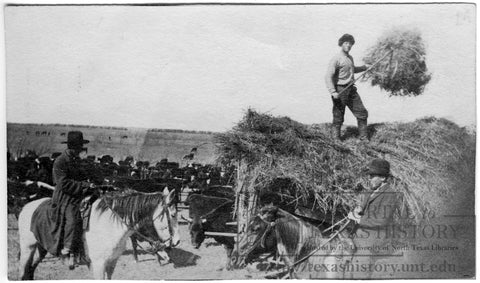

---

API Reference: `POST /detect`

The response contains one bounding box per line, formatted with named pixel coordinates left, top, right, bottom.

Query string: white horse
left=18, top=188, right=180, bottom=280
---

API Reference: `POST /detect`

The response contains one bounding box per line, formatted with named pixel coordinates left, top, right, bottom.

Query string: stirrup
left=60, top=253, right=75, bottom=270
left=68, top=255, right=75, bottom=270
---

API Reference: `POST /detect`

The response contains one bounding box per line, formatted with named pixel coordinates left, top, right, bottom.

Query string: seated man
left=347, top=158, right=404, bottom=279
left=51, top=131, right=97, bottom=266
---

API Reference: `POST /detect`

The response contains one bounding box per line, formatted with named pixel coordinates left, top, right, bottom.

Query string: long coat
left=32, top=149, right=90, bottom=255
left=347, top=182, right=403, bottom=279
left=52, top=148, right=90, bottom=203
left=353, top=182, right=403, bottom=254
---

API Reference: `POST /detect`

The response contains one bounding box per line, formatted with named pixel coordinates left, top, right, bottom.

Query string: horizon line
left=6, top=122, right=223, bottom=134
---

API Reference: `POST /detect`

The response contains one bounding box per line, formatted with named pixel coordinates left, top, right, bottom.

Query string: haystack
left=362, top=27, right=431, bottom=96
left=215, top=109, right=474, bottom=225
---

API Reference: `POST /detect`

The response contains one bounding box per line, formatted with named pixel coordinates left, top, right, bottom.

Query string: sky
left=4, top=3, right=476, bottom=132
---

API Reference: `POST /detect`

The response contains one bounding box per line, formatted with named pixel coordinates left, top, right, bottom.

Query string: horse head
left=231, top=205, right=280, bottom=268
left=186, top=215, right=207, bottom=249
left=184, top=194, right=230, bottom=249
left=152, top=188, right=180, bottom=250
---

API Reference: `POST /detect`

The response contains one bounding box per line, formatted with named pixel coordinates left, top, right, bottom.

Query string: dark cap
left=367, top=158, right=390, bottom=177
left=338, top=34, right=355, bottom=46
left=62, top=131, right=90, bottom=147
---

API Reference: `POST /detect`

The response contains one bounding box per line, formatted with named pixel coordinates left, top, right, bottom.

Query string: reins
left=257, top=214, right=277, bottom=249
left=286, top=218, right=352, bottom=275
left=257, top=211, right=352, bottom=279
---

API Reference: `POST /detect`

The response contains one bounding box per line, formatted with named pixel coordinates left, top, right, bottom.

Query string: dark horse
left=183, top=193, right=236, bottom=270
left=232, top=205, right=355, bottom=279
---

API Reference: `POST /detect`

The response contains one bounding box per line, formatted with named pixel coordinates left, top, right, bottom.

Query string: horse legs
left=30, top=245, right=47, bottom=274
left=19, top=244, right=46, bottom=280
left=105, top=259, right=119, bottom=280
left=224, top=245, right=234, bottom=270
left=220, top=237, right=235, bottom=270
left=18, top=198, right=49, bottom=280
left=19, top=243, right=36, bottom=280
left=90, top=257, right=119, bottom=280
left=130, top=236, right=139, bottom=262
left=88, top=238, right=129, bottom=279
left=90, top=260, right=106, bottom=280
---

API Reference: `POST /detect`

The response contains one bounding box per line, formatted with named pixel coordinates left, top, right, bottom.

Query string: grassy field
left=7, top=123, right=219, bottom=164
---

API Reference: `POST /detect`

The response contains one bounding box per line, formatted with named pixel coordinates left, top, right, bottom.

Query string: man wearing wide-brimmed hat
left=346, top=158, right=404, bottom=278
left=325, top=33, right=370, bottom=141
left=51, top=131, right=97, bottom=265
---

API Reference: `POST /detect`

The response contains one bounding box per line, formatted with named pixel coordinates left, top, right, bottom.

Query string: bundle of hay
left=215, top=109, right=474, bottom=224
left=362, top=27, right=432, bottom=96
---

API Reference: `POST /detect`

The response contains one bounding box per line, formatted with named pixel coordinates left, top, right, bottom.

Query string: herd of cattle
left=9, top=149, right=346, bottom=280
left=7, top=149, right=240, bottom=265
left=9, top=149, right=306, bottom=276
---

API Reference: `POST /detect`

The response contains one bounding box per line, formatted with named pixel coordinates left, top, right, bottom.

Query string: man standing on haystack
left=325, top=34, right=370, bottom=141
left=347, top=158, right=404, bottom=278
left=51, top=131, right=97, bottom=267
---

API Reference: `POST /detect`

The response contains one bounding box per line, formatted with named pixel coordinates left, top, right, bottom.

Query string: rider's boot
left=60, top=248, right=75, bottom=270
left=68, top=253, right=75, bottom=270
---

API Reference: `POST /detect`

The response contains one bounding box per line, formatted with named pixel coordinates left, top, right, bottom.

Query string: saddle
left=30, top=195, right=98, bottom=268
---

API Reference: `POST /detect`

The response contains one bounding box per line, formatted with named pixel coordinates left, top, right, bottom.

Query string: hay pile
left=362, top=27, right=431, bottom=96
left=215, top=109, right=474, bottom=223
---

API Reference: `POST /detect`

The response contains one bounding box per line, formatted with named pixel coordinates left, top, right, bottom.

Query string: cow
left=183, top=186, right=236, bottom=270
left=7, top=180, right=54, bottom=217
left=98, top=155, right=114, bottom=164
left=34, top=157, right=54, bottom=184
left=183, top=153, right=194, bottom=160
left=8, top=151, right=39, bottom=181
left=51, top=152, right=62, bottom=160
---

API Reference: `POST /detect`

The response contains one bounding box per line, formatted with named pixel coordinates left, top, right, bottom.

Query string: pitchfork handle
left=337, top=49, right=394, bottom=96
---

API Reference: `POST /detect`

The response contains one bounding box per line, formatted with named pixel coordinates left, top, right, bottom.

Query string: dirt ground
left=7, top=213, right=266, bottom=280
left=7, top=187, right=475, bottom=280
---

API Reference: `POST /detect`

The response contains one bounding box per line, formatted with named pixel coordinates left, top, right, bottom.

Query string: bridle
left=102, top=195, right=175, bottom=254
left=237, top=213, right=277, bottom=266
left=133, top=201, right=175, bottom=253
left=252, top=209, right=352, bottom=279
left=257, top=214, right=277, bottom=249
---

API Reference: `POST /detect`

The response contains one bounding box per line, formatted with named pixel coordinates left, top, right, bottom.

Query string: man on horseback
left=347, top=158, right=403, bottom=278
left=52, top=131, right=97, bottom=262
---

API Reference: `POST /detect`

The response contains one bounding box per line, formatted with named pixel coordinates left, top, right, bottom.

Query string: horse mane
left=275, top=209, right=324, bottom=261
left=96, top=192, right=165, bottom=227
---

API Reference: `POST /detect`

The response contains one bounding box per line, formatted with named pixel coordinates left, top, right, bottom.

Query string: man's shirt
left=325, top=51, right=366, bottom=94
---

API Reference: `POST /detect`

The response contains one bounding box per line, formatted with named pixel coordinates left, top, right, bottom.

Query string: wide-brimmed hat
left=62, top=131, right=90, bottom=147
left=367, top=158, right=390, bottom=177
